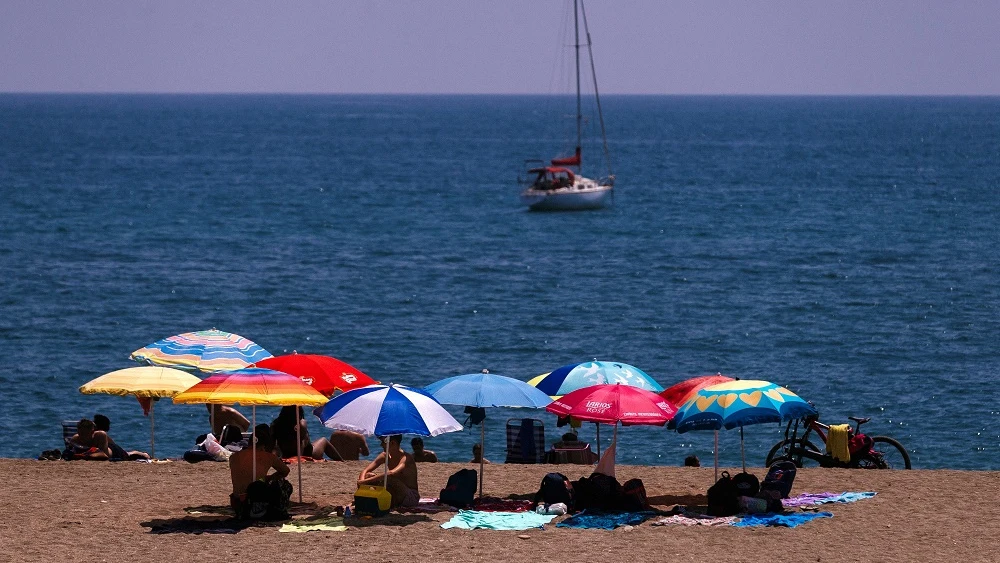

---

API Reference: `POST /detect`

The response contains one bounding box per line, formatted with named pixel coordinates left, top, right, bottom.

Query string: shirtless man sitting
left=209, top=404, right=250, bottom=437
left=229, top=424, right=291, bottom=519
left=66, top=419, right=111, bottom=460
left=358, top=434, right=419, bottom=508
left=411, top=437, right=438, bottom=462
left=328, top=430, right=370, bottom=461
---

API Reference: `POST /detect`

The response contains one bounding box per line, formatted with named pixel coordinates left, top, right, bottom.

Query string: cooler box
left=354, top=485, right=391, bottom=517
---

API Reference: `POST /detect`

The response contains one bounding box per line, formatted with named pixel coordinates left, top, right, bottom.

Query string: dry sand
left=2, top=459, right=998, bottom=563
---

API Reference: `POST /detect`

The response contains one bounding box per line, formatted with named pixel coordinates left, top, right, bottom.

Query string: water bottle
left=344, top=505, right=352, bottom=517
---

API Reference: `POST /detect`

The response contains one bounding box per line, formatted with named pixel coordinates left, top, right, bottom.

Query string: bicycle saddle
left=848, top=416, right=871, bottom=425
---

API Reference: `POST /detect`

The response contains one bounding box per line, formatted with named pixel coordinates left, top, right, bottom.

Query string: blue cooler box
left=354, top=485, right=391, bottom=517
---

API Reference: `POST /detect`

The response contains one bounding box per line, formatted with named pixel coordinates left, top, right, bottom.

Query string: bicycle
left=765, top=412, right=911, bottom=469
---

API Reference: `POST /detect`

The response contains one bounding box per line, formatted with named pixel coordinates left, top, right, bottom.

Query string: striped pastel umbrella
left=172, top=367, right=328, bottom=501
left=669, top=379, right=816, bottom=474
left=131, top=329, right=272, bottom=373
left=79, top=366, right=202, bottom=459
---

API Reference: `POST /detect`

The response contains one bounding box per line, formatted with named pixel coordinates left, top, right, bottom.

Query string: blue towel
left=440, top=510, right=554, bottom=530
left=733, top=512, right=834, bottom=528
left=556, top=510, right=658, bottom=530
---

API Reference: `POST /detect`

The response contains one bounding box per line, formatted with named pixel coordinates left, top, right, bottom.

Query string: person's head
left=253, top=424, right=274, bottom=451
left=77, top=418, right=95, bottom=438
left=561, top=432, right=578, bottom=442
left=684, top=455, right=700, bottom=467
left=472, top=443, right=482, bottom=458
left=379, top=434, right=403, bottom=449
left=93, top=414, right=111, bottom=432
left=275, top=406, right=303, bottom=426
left=411, top=437, right=425, bottom=453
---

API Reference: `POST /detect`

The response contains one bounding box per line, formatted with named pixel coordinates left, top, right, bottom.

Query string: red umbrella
left=547, top=383, right=677, bottom=426
left=660, top=374, right=735, bottom=409
left=546, top=384, right=677, bottom=476
left=254, top=353, right=377, bottom=397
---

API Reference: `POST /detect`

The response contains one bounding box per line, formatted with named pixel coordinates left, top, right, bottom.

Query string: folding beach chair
left=547, top=441, right=599, bottom=464
left=505, top=418, right=545, bottom=464
left=62, top=421, right=78, bottom=446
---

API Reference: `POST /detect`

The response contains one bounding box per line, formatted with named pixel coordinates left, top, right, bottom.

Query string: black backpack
left=732, top=471, right=760, bottom=497
left=572, top=472, right=624, bottom=511
left=707, top=471, right=740, bottom=516
left=533, top=472, right=574, bottom=510
left=439, top=468, right=478, bottom=508
left=622, top=478, right=650, bottom=511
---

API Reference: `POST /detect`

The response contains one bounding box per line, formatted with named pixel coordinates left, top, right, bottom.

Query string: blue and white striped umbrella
left=314, top=384, right=462, bottom=437
left=131, top=329, right=272, bottom=373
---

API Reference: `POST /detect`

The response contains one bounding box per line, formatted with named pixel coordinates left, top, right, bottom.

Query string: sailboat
left=520, top=0, right=614, bottom=211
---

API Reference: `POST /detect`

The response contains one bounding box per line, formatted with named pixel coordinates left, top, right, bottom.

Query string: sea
left=1, top=94, right=998, bottom=470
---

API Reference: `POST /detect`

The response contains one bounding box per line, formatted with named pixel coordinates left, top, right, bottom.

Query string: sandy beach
left=2, top=459, right=997, bottom=563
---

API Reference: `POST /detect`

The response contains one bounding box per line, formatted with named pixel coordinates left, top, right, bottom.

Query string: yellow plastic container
left=354, top=485, right=392, bottom=517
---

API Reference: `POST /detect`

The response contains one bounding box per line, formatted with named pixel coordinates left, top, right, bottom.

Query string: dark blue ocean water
left=1, top=94, right=998, bottom=469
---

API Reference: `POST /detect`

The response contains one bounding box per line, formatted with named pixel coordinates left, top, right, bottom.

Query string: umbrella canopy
left=669, top=379, right=815, bottom=433
left=424, top=370, right=551, bottom=498
left=131, top=329, right=272, bottom=373
left=530, top=361, right=663, bottom=399
left=424, top=371, right=552, bottom=409
left=79, top=366, right=203, bottom=459
left=660, top=374, right=735, bottom=409
left=315, top=384, right=462, bottom=437
left=171, top=367, right=328, bottom=407
left=546, top=383, right=677, bottom=426
left=254, top=353, right=377, bottom=397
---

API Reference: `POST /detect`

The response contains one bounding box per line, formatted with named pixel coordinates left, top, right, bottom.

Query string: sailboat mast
left=580, top=0, right=613, bottom=181
left=574, top=0, right=582, bottom=158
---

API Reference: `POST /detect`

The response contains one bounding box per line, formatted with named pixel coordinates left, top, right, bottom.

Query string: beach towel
left=556, top=510, right=658, bottom=530
left=143, top=517, right=253, bottom=534
left=826, top=424, right=851, bottom=462
left=440, top=510, right=554, bottom=530
left=782, top=491, right=877, bottom=508
left=651, top=514, right=739, bottom=527
left=278, top=517, right=347, bottom=533
left=732, top=511, right=833, bottom=528
left=395, top=498, right=457, bottom=514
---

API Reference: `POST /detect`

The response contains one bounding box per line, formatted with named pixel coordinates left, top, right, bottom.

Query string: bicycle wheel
left=870, top=436, right=911, bottom=469
left=765, top=439, right=823, bottom=468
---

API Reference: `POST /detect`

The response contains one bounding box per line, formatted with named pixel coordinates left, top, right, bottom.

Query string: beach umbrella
left=253, top=353, right=377, bottom=397
left=79, top=366, right=202, bottom=459
left=530, top=361, right=664, bottom=454
left=660, top=374, right=735, bottom=409
left=546, top=383, right=677, bottom=476
left=315, top=384, right=462, bottom=490
left=130, top=329, right=272, bottom=373
left=424, top=369, right=552, bottom=497
left=173, top=367, right=328, bottom=502
left=669, top=379, right=816, bottom=476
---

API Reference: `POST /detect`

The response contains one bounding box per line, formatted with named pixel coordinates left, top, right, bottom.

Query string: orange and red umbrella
left=660, top=374, right=735, bottom=409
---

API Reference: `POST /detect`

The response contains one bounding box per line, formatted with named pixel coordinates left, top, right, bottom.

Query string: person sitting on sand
left=470, top=443, right=490, bottom=464
left=229, top=424, right=292, bottom=519
left=328, top=430, right=370, bottom=461
left=270, top=406, right=342, bottom=460
left=209, top=404, right=250, bottom=437
left=411, top=437, right=438, bottom=462
left=358, top=434, right=419, bottom=508
left=65, top=418, right=111, bottom=460
left=94, top=414, right=149, bottom=461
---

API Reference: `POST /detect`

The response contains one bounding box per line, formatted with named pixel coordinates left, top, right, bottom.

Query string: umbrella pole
left=740, top=426, right=746, bottom=473
left=479, top=420, right=485, bottom=499
left=296, top=405, right=303, bottom=503
left=595, top=423, right=601, bottom=456
left=252, top=407, right=256, bottom=484
left=714, top=430, right=719, bottom=482
left=383, top=439, right=388, bottom=489
left=149, top=400, right=155, bottom=460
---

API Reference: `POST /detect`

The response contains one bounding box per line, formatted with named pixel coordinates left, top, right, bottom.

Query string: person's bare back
left=329, top=430, right=369, bottom=460
left=209, top=404, right=250, bottom=436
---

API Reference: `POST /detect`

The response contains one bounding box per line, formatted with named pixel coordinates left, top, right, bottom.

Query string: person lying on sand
left=358, top=434, right=419, bottom=508
left=66, top=419, right=111, bottom=460
left=94, top=414, right=149, bottom=461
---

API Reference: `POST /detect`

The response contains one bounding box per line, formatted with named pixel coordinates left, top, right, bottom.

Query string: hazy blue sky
left=3, top=0, right=998, bottom=95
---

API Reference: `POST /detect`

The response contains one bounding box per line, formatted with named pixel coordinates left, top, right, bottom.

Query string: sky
left=2, top=0, right=999, bottom=95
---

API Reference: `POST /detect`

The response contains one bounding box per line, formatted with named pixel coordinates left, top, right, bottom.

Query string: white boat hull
left=520, top=177, right=613, bottom=211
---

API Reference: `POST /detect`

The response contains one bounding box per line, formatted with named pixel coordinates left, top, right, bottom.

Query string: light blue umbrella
left=530, top=360, right=663, bottom=398
left=315, top=384, right=463, bottom=490
left=424, top=370, right=552, bottom=497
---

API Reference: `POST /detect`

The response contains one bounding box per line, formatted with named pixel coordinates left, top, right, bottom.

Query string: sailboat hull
left=520, top=179, right=613, bottom=211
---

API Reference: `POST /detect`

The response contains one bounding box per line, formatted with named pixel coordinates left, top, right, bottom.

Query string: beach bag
left=534, top=472, right=574, bottom=510
left=707, top=471, right=740, bottom=516
left=622, top=478, right=650, bottom=511
left=848, top=432, right=874, bottom=456
left=239, top=479, right=292, bottom=521
left=439, top=468, right=478, bottom=508
left=573, top=472, right=623, bottom=511
left=759, top=460, right=796, bottom=499
left=731, top=471, right=760, bottom=497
